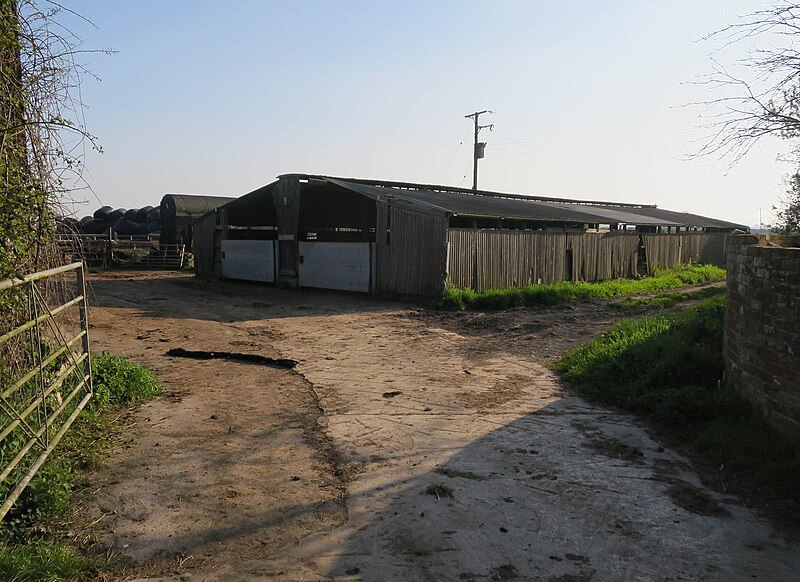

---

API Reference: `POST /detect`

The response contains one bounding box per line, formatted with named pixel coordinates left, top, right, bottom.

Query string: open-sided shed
left=193, top=174, right=746, bottom=295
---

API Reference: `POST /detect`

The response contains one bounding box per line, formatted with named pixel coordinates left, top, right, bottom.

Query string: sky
left=57, top=0, right=793, bottom=227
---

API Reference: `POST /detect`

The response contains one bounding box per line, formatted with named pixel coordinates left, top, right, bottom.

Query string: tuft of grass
left=89, top=353, right=160, bottom=409
left=610, top=285, right=725, bottom=310
left=0, top=540, right=93, bottom=582
left=424, top=483, right=454, bottom=499
left=440, top=263, right=725, bottom=311
left=554, top=295, right=800, bottom=498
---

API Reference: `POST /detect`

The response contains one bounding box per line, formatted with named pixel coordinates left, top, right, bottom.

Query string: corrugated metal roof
left=325, top=179, right=746, bottom=229
left=161, top=194, right=236, bottom=218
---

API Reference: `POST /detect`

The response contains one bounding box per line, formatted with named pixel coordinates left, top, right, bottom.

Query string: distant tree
left=695, top=3, right=800, bottom=163
left=693, top=2, right=800, bottom=232
left=772, top=172, right=800, bottom=233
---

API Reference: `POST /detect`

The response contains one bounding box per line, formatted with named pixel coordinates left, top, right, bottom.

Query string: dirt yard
left=74, top=271, right=800, bottom=581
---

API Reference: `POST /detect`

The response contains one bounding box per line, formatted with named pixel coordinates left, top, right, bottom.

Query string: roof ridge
left=280, top=173, right=656, bottom=209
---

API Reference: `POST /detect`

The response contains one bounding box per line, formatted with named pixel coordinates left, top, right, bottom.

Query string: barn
left=193, top=174, right=746, bottom=295
left=160, top=193, right=235, bottom=249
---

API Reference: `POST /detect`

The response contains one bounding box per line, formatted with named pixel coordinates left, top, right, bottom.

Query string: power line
left=439, top=128, right=471, bottom=183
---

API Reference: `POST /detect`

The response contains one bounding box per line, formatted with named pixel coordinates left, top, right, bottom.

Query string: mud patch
left=491, top=563, right=519, bottom=579
left=586, top=435, right=644, bottom=465
left=460, top=374, right=527, bottom=410
left=166, top=347, right=297, bottom=369
left=667, top=482, right=731, bottom=517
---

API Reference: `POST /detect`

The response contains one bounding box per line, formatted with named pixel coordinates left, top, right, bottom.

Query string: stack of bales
left=76, top=205, right=161, bottom=236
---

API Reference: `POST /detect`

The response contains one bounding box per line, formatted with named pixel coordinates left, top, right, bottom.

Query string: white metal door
left=298, top=242, right=372, bottom=292
left=221, top=240, right=276, bottom=283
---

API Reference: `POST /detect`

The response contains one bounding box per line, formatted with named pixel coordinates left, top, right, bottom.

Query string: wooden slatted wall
left=192, top=212, right=221, bottom=278
left=376, top=201, right=448, bottom=295
left=641, top=233, right=727, bottom=271
left=448, top=229, right=727, bottom=291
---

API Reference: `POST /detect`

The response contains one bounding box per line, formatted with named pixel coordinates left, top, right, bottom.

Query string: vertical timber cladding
left=447, top=229, right=643, bottom=290
left=274, top=176, right=300, bottom=286
left=566, top=232, right=639, bottom=281
left=192, top=211, right=219, bottom=278
left=641, top=233, right=728, bottom=271
left=446, top=229, right=477, bottom=288
left=376, top=200, right=448, bottom=295
left=476, top=231, right=567, bottom=289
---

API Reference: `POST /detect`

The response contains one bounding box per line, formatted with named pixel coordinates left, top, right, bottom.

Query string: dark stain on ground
left=549, top=571, right=596, bottom=582
left=668, top=482, right=731, bottom=517
left=435, top=467, right=487, bottom=481
left=490, top=563, right=519, bottom=579
left=165, top=347, right=297, bottom=369
left=586, top=435, right=645, bottom=465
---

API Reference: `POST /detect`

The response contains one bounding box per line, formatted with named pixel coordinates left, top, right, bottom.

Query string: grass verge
left=610, top=285, right=726, bottom=310
left=0, top=354, right=160, bottom=581
left=554, top=295, right=800, bottom=500
left=440, top=263, right=725, bottom=311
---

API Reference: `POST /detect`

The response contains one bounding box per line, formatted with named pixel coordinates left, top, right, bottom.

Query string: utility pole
left=465, top=110, right=493, bottom=191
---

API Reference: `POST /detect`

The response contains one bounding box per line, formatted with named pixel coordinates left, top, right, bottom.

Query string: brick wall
left=724, top=234, right=800, bottom=444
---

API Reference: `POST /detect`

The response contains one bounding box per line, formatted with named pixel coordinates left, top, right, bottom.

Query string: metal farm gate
left=0, top=262, right=92, bottom=521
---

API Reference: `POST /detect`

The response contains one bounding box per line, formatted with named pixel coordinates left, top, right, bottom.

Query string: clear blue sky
left=63, top=0, right=789, bottom=226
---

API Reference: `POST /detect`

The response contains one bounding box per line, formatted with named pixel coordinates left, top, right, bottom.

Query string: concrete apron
left=147, top=309, right=800, bottom=581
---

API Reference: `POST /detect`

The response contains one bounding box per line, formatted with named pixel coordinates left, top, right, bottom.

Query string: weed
left=554, top=296, right=800, bottom=498
left=89, top=353, right=160, bottom=409
left=441, top=264, right=725, bottom=311
left=424, top=483, right=454, bottom=499
left=0, top=540, right=93, bottom=582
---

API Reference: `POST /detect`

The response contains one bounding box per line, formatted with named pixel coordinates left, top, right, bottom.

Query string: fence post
left=75, top=264, right=93, bottom=393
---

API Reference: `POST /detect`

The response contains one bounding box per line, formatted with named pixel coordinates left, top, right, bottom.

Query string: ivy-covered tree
left=1, top=0, right=105, bottom=280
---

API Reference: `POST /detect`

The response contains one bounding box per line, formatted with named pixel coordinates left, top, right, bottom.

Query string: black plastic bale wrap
left=136, top=206, right=154, bottom=222
left=106, top=208, right=127, bottom=223
left=124, top=209, right=139, bottom=221
left=93, top=205, right=113, bottom=220
left=83, top=219, right=108, bottom=234
left=112, top=216, right=140, bottom=236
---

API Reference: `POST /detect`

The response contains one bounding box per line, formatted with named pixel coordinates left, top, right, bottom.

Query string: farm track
left=74, top=272, right=798, bottom=581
